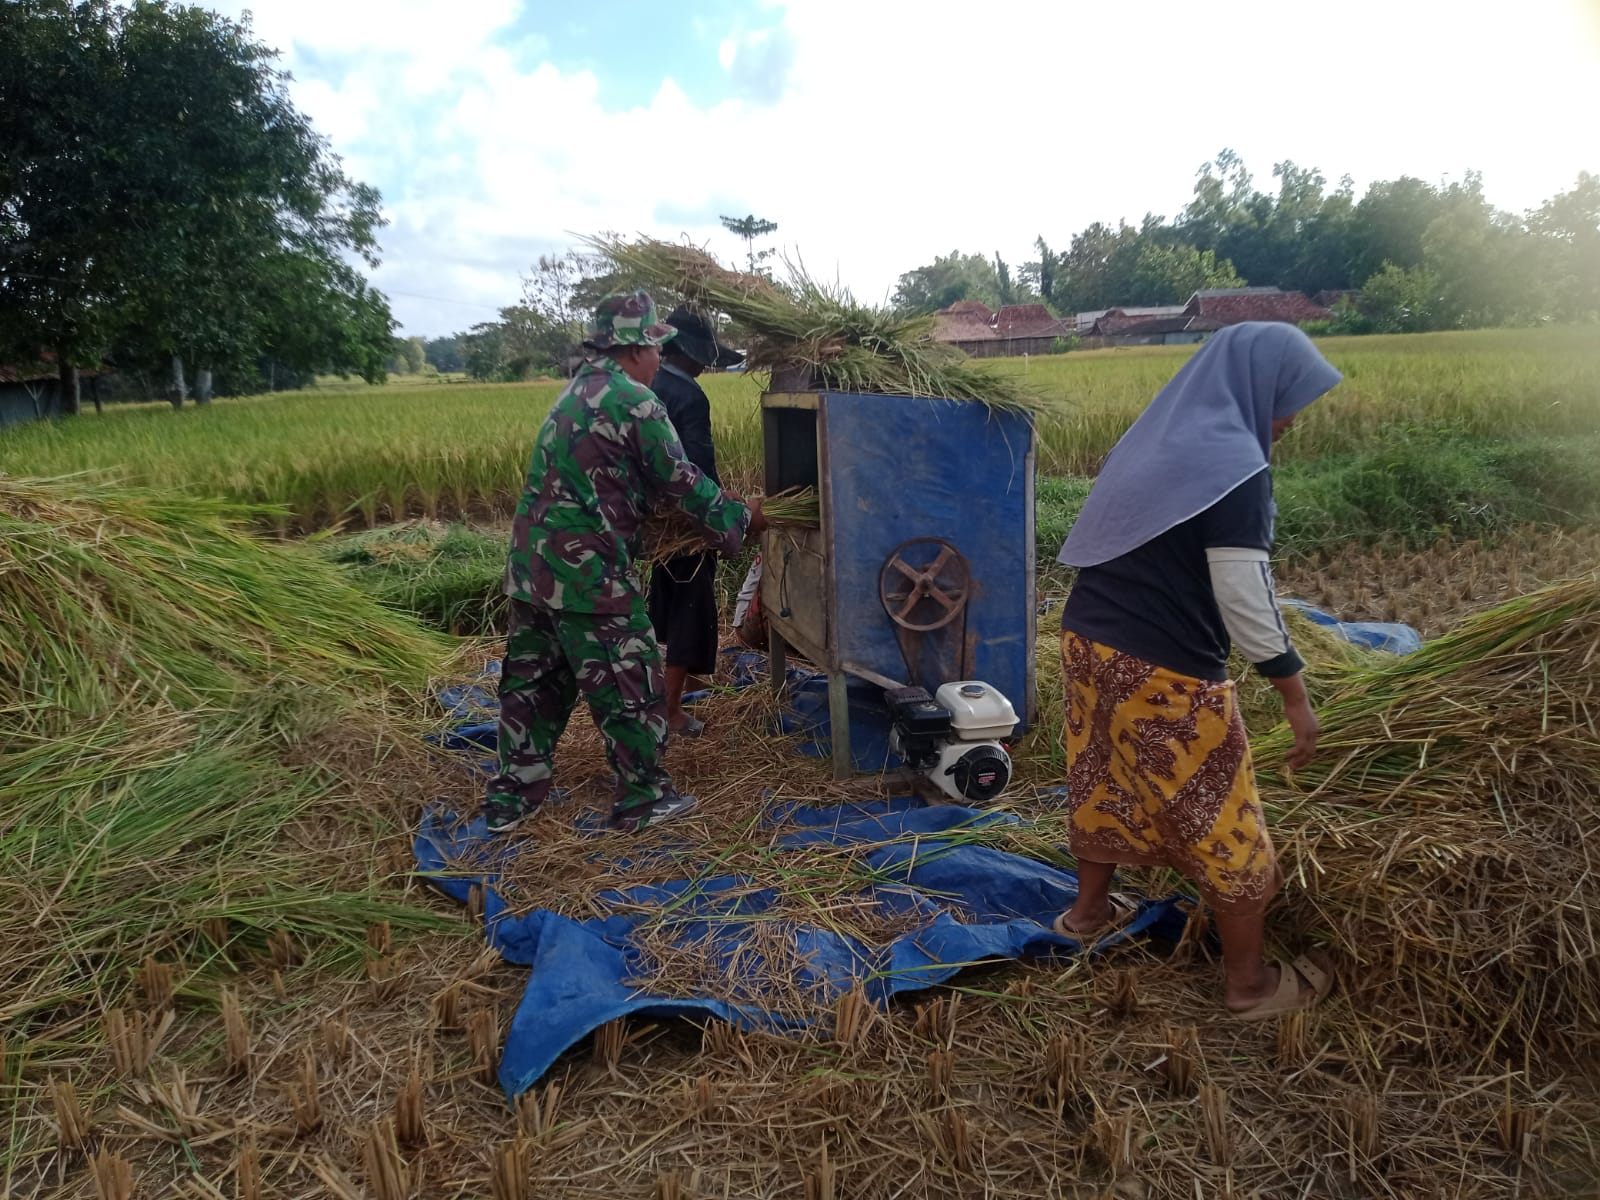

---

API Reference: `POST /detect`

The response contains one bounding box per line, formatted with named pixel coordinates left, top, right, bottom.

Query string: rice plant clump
left=0, top=474, right=457, bottom=1053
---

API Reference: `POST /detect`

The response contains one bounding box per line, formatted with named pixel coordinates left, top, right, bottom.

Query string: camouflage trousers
left=485, top=597, right=672, bottom=819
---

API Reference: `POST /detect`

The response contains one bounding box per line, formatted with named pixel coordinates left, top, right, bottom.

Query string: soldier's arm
left=634, top=400, right=749, bottom=555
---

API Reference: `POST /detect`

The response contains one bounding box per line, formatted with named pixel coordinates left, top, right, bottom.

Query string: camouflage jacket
left=504, top=356, right=750, bottom=613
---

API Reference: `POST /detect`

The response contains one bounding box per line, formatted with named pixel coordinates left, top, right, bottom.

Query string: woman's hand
left=1283, top=697, right=1320, bottom=770
left=1267, top=670, right=1318, bottom=770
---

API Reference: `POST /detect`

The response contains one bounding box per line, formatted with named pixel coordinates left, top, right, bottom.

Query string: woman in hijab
left=1050, top=322, right=1342, bottom=1021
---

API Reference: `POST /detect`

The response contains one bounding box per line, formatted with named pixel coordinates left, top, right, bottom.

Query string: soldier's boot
left=484, top=602, right=577, bottom=835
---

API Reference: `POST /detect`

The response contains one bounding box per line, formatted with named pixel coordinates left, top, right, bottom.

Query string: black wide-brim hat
left=664, top=306, right=745, bottom=369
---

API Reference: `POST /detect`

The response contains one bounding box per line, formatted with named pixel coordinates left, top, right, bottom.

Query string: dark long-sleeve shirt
left=1061, top=470, right=1303, bottom=681
left=651, top=362, right=718, bottom=486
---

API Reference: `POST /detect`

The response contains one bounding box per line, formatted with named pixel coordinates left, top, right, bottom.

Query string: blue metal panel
left=820, top=392, right=1036, bottom=729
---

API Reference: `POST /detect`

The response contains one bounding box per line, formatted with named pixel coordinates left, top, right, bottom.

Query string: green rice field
left=1, top=328, right=1595, bottom=537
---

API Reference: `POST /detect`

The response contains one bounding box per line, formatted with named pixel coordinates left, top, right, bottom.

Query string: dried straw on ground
left=0, top=475, right=458, bottom=1072
left=13, top=637, right=1598, bottom=1198
left=9, top=482, right=1600, bottom=1196
left=584, top=234, right=1052, bottom=416
left=1255, top=574, right=1600, bottom=1059
left=1275, top=523, right=1600, bottom=637
left=1033, top=573, right=1600, bottom=1059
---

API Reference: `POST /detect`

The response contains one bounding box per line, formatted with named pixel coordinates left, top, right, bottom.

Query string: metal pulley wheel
left=879, top=537, right=972, bottom=633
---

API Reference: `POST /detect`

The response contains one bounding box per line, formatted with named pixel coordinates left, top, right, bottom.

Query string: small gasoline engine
left=886, top=681, right=1018, bottom=804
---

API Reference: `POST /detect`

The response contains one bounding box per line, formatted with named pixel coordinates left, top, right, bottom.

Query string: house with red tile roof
left=932, top=301, right=1074, bottom=357
left=1181, top=287, right=1332, bottom=326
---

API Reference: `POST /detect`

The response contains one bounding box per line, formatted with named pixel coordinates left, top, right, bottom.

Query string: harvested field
left=12, top=918, right=1596, bottom=1199
left=9, top=564, right=1598, bottom=1198
left=1276, top=525, right=1600, bottom=637
left=5, top=322, right=1599, bottom=1198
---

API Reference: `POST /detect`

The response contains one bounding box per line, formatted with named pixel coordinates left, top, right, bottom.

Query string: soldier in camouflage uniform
left=485, top=291, right=766, bottom=834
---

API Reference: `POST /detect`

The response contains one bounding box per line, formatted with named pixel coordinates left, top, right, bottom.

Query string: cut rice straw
left=582, top=233, right=1055, bottom=416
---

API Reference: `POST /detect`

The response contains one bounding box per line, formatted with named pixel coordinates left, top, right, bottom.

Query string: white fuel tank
left=933, top=681, right=1018, bottom=742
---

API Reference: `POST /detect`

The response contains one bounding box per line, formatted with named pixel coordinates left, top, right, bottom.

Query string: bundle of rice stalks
left=0, top=475, right=457, bottom=1056
left=1251, top=575, right=1600, bottom=1058
left=583, top=234, right=1053, bottom=416
left=645, top=488, right=820, bottom=563
left=317, top=520, right=508, bottom=635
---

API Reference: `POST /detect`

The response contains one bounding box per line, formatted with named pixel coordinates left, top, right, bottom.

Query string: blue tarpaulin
left=415, top=799, right=1188, bottom=1099
left=1279, top=599, right=1423, bottom=655
left=416, top=592, right=1413, bottom=1100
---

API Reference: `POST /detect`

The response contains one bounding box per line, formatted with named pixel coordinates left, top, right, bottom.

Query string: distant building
left=1076, top=288, right=1331, bottom=347
left=1075, top=305, right=1187, bottom=334
left=935, top=286, right=1331, bottom=355
left=930, top=301, right=1000, bottom=355
left=931, top=300, right=1073, bottom=358
left=1086, top=314, right=1225, bottom=345
left=0, top=357, right=103, bottom=427
left=1182, top=286, right=1332, bottom=327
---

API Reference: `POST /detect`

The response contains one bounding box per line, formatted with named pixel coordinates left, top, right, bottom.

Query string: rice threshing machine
left=758, top=380, right=1036, bottom=799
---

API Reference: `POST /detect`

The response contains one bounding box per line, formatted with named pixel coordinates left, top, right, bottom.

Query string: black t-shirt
left=1060, top=469, right=1276, bottom=681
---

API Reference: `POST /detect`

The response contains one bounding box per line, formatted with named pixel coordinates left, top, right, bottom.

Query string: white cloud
left=208, top=0, right=1600, bottom=335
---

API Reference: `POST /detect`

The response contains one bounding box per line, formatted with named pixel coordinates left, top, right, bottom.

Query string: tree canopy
left=0, top=0, right=396, bottom=409
left=888, top=152, right=1598, bottom=333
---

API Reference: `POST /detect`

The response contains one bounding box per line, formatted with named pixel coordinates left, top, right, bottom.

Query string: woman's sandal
left=1231, top=953, right=1335, bottom=1022
left=1051, top=892, right=1142, bottom=943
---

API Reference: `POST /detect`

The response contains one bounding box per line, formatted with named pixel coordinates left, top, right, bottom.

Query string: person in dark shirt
left=646, top=307, right=746, bottom=736
left=1050, top=322, right=1343, bottom=1022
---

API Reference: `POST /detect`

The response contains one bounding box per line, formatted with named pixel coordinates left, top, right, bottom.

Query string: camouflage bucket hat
left=584, top=290, right=678, bottom=351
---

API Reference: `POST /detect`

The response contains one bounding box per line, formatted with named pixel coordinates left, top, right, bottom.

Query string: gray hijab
left=1057, top=322, right=1342, bottom=568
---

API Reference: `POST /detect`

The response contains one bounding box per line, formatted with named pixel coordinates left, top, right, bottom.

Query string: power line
left=380, top=288, right=506, bottom=313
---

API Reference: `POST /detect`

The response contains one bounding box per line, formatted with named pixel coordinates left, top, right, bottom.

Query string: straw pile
left=1252, top=574, right=1600, bottom=1059
left=0, top=475, right=457, bottom=1062
left=319, top=519, right=508, bottom=634
left=9, top=573, right=1600, bottom=1196
left=1028, top=576, right=1600, bottom=1059
left=583, top=234, right=1052, bottom=415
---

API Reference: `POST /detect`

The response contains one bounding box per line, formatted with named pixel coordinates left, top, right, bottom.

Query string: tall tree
left=994, top=253, right=1017, bottom=306
left=1182, top=148, right=1257, bottom=254
left=891, top=251, right=1000, bottom=314
left=1528, top=173, right=1600, bottom=321
left=521, top=250, right=608, bottom=360
left=1287, top=176, right=1358, bottom=294
left=1347, top=176, right=1444, bottom=285
left=0, top=0, right=122, bottom=412
left=395, top=335, right=426, bottom=374
left=0, top=0, right=394, bottom=411
left=719, top=213, right=779, bottom=275
left=424, top=335, right=466, bottom=373
left=1123, top=242, right=1244, bottom=305
left=1019, top=237, right=1061, bottom=311
left=1053, top=222, right=1143, bottom=314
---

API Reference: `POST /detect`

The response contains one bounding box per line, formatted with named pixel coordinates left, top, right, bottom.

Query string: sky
left=208, top=0, right=1600, bottom=338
